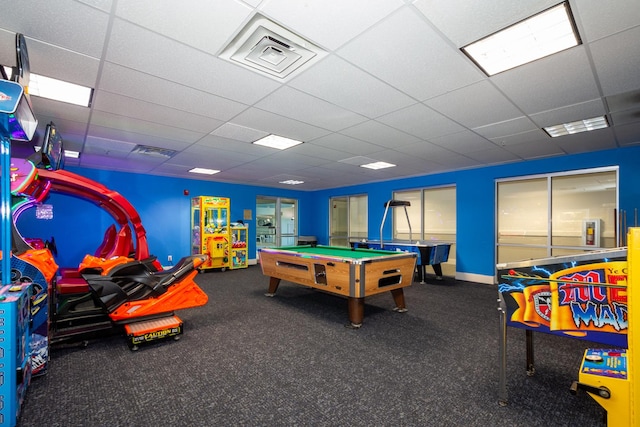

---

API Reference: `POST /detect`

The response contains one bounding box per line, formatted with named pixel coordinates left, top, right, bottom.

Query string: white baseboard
left=455, top=271, right=495, bottom=285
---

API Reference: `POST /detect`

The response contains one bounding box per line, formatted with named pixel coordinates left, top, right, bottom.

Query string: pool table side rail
left=258, top=247, right=417, bottom=299
left=261, top=245, right=418, bottom=262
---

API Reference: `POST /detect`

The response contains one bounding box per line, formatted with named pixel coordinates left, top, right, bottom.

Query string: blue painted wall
left=15, top=145, right=640, bottom=280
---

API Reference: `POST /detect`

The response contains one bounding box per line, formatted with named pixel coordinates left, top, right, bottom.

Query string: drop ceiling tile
left=90, top=110, right=204, bottom=143
left=337, top=7, right=482, bottom=101
left=491, top=46, right=600, bottom=114
left=169, top=147, right=251, bottom=169
left=115, top=0, right=252, bottom=53
left=606, top=89, right=640, bottom=113
left=0, top=0, right=109, bottom=57
left=611, top=109, right=640, bottom=127
left=30, top=114, right=87, bottom=141
left=377, top=103, right=465, bottom=140
left=528, top=99, right=606, bottom=128
left=288, top=142, right=352, bottom=161
left=30, top=97, right=91, bottom=124
left=210, top=123, right=268, bottom=143
left=413, top=0, right=557, bottom=47
left=340, top=120, right=419, bottom=148
left=426, top=80, right=522, bottom=129
left=589, top=26, right=640, bottom=96
left=429, top=131, right=498, bottom=154
left=93, top=91, right=224, bottom=134
left=395, top=141, right=480, bottom=168
left=310, top=134, right=383, bottom=156
left=194, top=134, right=275, bottom=156
left=260, top=0, right=405, bottom=50
left=488, top=129, right=552, bottom=147
left=553, top=128, right=618, bottom=154
left=83, top=136, right=136, bottom=156
left=26, top=38, right=100, bottom=87
left=473, top=117, right=538, bottom=139
left=614, top=122, right=640, bottom=146
left=250, top=151, right=329, bottom=168
left=504, top=139, right=565, bottom=159
left=573, top=0, right=640, bottom=42
left=463, top=147, right=520, bottom=164
left=0, top=30, right=14, bottom=66
left=232, top=107, right=331, bottom=142
left=288, top=55, right=415, bottom=118
left=365, top=148, right=441, bottom=171
left=254, top=86, right=367, bottom=132
left=86, top=124, right=193, bottom=150
left=97, top=63, right=249, bottom=120
left=105, top=19, right=281, bottom=105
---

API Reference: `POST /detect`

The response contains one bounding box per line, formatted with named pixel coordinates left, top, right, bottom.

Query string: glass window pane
left=424, top=186, right=456, bottom=277
left=280, top=199, right=297, bottom=237
left=497, top=178, right=548, bottom=246
left=423, top=187, right=456, bottom=240
left=551, top=171, right=617, bottom=248
left=349, top=195, right=368, bottom=238
left=330, top=197, right=348, bottom=238
left=392, top=190, right=420, bottom=240
left=498, top=245, right=548, bottom=264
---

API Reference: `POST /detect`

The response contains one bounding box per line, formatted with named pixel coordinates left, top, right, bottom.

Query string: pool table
left=259, top=245, right=417, bottom=328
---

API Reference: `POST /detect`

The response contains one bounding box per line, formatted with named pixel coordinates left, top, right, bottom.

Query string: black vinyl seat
left=82, top=255, right=206, bottom=314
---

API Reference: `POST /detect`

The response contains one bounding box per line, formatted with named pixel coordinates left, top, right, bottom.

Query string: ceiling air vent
left=219, top=14, right=326, bottom=80
left=131, top=144, right=177, bottom=159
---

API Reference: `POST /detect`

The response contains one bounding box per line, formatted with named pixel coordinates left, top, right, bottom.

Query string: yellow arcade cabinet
left=572, top=227, right=639, bottom=426
left=191, top=196, right=231, bottom=271
left=230, top=223, right=248, bottom=269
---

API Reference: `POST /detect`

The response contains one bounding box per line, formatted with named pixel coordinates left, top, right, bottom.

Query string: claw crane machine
left=191, top=196, right=231, bottom=271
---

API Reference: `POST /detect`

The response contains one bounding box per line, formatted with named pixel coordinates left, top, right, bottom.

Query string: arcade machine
left=0, top=33, right=38, bottom=427
left=496, top=246, right=629, bottom=410
left=350, top=200, right=452, bottom=283
left=569, top=228, right=639, bottom=426
left=9, top=122, right=210, bottom=350
left=0, top=29, right=209, bottom=355
left=230, top=222, right=248, bottom=269
left=191, top=196, right=232, bottom=271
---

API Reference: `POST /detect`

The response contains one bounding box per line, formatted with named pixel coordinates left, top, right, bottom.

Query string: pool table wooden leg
left=391, top=288, right=408, bottom=313
left=265, top=277, right=281, bottom=297
left=347, top=297, right=364, bottom=328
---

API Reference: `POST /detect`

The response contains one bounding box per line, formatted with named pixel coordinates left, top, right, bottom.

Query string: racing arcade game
left=11, top=122, right=209, bottom=350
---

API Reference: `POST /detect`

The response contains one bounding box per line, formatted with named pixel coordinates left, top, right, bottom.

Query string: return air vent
left=219, top=14, right=326, bottom=80
left=131, top=144, right=177, bottom=159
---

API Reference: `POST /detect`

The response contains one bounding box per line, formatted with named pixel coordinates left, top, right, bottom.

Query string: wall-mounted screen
left=37, top=122, right=65, bottom=170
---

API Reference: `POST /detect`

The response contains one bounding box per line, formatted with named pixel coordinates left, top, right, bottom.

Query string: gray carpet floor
left=17, top=265, right=606, bottom=426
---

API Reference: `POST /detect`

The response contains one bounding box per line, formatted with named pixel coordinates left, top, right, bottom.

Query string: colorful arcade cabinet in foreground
left=570, top=228, right=639, bottom=426
left=497, top=229, right=638, bottom=426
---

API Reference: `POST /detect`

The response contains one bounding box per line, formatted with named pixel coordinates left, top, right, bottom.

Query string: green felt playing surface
left=273, top=245, right=405, bottom=260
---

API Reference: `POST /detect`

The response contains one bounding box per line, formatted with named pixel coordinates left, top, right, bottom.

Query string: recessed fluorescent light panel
left=253, top=134, right=303, bottom=150
left=2, top=66, right=93, bottom=107
left=279, top=179, right=304, bottom=185
left=360, top=161, right=396, bottom=170
left=28, top=73, right=93, bottom=107
left=543, top=116, right=609, bottom=137
left=189, top=167, right=220, bottom=175
left=462, top=2, right=580, bottom=76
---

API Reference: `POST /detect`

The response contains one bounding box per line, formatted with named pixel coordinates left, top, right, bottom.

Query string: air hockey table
left=350, top=239, right=451, bottom=283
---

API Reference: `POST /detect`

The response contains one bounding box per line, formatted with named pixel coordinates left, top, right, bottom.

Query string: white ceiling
left=2, top=0, right=639, bottom=191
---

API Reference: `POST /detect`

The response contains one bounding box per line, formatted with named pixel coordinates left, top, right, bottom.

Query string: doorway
left=256, top=197, right=298, bottom=250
